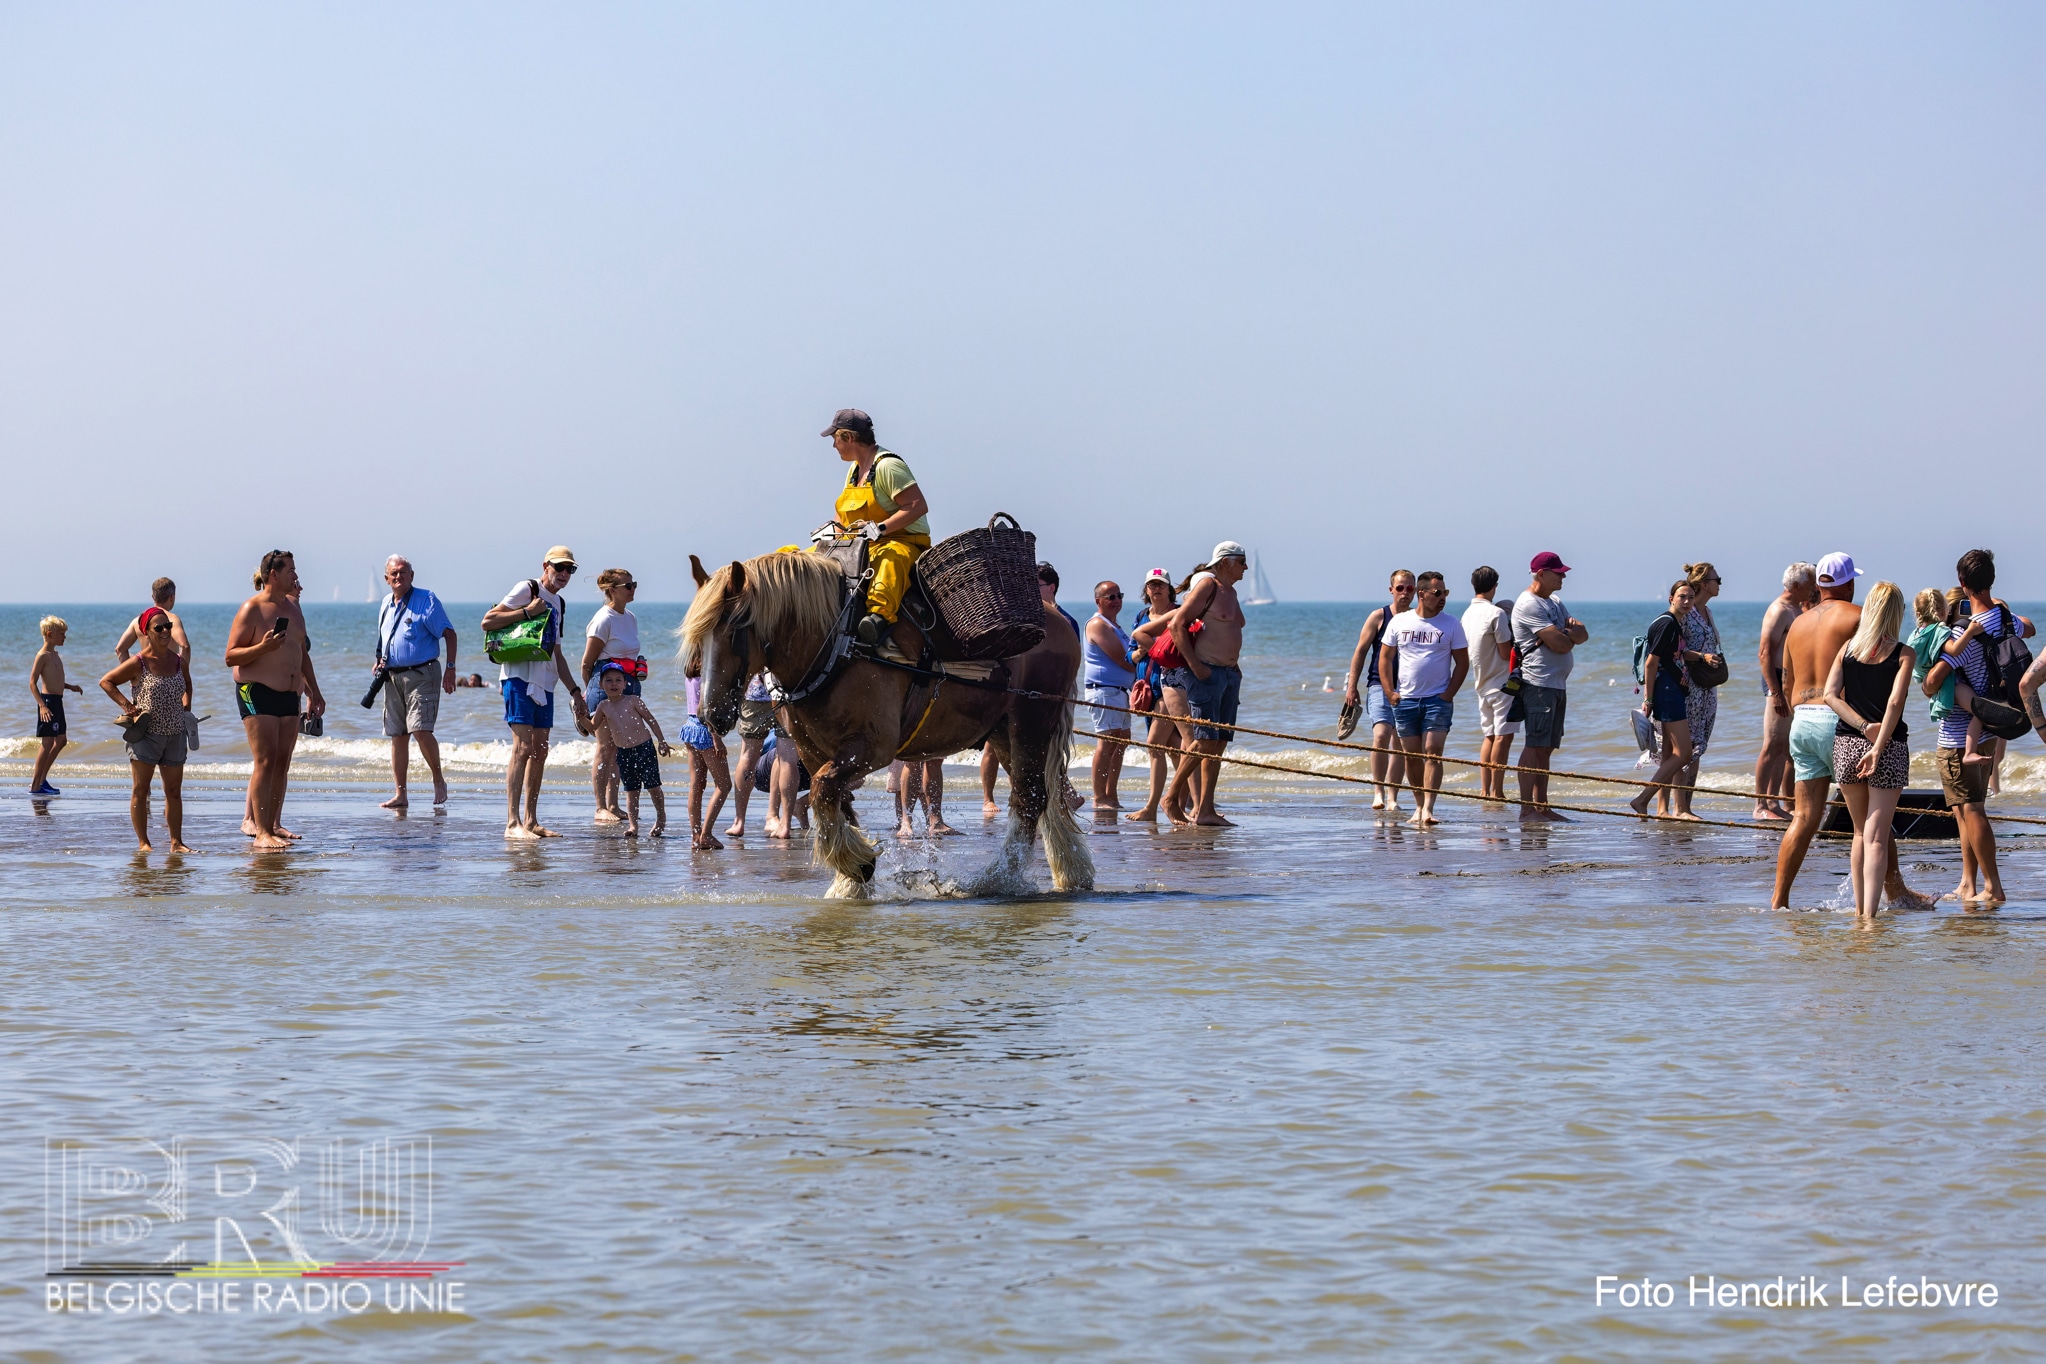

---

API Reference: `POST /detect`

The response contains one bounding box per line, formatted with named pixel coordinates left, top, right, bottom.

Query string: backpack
left=1630, top=633, right=1649, bottom=688
left=1977, top=604, right=2034, bottom=704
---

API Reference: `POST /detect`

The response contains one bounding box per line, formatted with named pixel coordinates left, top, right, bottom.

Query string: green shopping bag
left=484, top=581, right=556, bottom=664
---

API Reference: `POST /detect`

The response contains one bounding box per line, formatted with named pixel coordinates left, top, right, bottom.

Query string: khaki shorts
left=381, top=664, right=442, bottom=737
left=1477, top=687, right=1521, bottom=737
left=1938, top=746, right=1991, bottom=808
left=738, top=698, right=783, bottom=741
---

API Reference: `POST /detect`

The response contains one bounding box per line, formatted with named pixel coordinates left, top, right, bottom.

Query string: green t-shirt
left=847, top=449, right=930, bottom=538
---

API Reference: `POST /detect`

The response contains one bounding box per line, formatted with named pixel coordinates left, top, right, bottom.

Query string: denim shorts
left=1392, top=693, right=1453, bottom=737
left=1365, top=684, right=1396, bottom=731
left=1649, top=670, right=1688, bottom=724
left=1166, top=664, right=1241, bottom=743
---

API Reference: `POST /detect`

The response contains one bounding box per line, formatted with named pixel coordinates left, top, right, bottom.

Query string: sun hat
left=820, top=408, right=874, bottom=439
left=1530, top=551, right=1571, bottom=575
left=544, top=545, right=577, bottom=567
left=1208, top=541, right=1248, bottom=565
left=1142, top=567, right=1171, bottom=587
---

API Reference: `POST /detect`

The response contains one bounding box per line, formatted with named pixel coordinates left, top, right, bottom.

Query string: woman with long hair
left=1822, top=581, right=1914, bottom=918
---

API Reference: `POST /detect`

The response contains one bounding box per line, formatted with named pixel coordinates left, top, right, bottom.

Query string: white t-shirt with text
left=1384, top=608, right=1469, bottom=699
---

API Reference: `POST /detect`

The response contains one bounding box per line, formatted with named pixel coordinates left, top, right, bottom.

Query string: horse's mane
left=679, top=550, right=843, bottom=667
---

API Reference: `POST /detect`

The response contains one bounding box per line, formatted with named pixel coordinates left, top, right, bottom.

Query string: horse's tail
left=1038, top=683, right=1095, bottom=893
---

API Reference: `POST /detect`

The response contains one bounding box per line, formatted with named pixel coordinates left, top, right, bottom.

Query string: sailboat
left=1243, top=551, right=1277, bottom=606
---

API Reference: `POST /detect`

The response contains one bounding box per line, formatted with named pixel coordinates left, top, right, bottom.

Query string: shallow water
left=6, top=601, right=2046, bottom=1359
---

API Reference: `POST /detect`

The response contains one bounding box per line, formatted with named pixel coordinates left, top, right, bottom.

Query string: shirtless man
left=1753, top=562, right=1816, bottom=820
left=1771, top=552, right=1926, bottom=910
left=225, top=550, right=324, bottom=850
left=1164, top=542, right=1247, bottom=827
left=117, top=577, right=195, bottom=700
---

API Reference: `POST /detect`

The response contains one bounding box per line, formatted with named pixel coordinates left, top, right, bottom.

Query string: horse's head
left=678, top=548, right=845, bottom=733
left=679, top=553, right=753, bottom=734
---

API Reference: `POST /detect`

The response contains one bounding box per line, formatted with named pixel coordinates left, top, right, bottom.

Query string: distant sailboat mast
left=1244, top=551, right=1277, bottom=606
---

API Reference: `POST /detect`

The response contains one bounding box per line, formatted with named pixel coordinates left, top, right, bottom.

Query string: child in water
left=678, top=665, right=732, bottom=850
left=29, top=616, right=83, bottom=796
left=587, top=662, right=671, bottom=837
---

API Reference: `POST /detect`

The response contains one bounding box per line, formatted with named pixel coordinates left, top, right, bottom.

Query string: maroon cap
left=1529, top=551, right=1571, bottom=575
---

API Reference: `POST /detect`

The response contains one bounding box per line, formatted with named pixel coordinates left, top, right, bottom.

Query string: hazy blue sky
left=3, top=4, right=2040, bottom=604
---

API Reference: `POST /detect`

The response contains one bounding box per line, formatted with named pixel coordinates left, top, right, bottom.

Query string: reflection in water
left=121, top=851, right=200, bottom=898
left=229, top=851, right=326, bottom=897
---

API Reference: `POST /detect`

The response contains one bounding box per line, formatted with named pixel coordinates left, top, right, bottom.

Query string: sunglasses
left=1101, top=591, right=1123, bottom=599
left=150, top=622, right=173, bottom=633
left=620, top=581, right=638, bottom=591
left=550, top=562, right=577, bottom=575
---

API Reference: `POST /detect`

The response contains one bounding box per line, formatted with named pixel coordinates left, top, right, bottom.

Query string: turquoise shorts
left=1789, top=705, right=1835, bottom=783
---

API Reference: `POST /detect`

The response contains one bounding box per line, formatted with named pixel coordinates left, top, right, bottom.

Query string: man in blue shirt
left=377, top=555, right=458, bottom=809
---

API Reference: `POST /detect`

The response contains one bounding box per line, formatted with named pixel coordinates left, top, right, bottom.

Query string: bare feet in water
left=382, top=792, right=409, bottom=810
left=594, top=808, right=622, bottom=824
left=169, top=840, right=197, bottom=854
left=930, top=818, right=959, bottom=836
left=693, top=831, right=721, bottom=849
left=982, top=798, right=1001, bottom=818
left=433, top=779, right=448, bottom=806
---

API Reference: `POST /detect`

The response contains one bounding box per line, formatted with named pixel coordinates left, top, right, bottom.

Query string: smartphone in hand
left=270, top=617, right=290, bottom=637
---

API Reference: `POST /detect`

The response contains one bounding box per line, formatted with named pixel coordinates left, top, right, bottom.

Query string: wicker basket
left=918, top=513, right=1046, bottom=660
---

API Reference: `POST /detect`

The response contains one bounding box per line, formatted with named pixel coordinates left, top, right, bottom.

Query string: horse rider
left=821, top=408, right=932, bottom=646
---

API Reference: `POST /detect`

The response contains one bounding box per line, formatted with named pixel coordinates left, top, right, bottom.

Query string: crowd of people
left=20, top=408, right=2046, bottom=916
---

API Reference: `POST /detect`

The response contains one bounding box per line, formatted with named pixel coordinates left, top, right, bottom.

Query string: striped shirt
left=1937, top=604, right=2005, bottom=749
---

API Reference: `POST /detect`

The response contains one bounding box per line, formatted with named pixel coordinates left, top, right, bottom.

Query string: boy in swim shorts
left=588, top=663, right=671, bottom=838
left=30, top=616, right=82, bottom=797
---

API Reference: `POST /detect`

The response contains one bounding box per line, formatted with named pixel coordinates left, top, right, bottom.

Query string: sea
left=4, top=598, right=2045, bottom=1360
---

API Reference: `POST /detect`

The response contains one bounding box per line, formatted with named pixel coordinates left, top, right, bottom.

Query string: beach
left=7, top=600, right=2046, bottom=1358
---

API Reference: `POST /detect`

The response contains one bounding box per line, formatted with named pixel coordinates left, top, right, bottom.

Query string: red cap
left=1529, top=551, right=1571, bottom=575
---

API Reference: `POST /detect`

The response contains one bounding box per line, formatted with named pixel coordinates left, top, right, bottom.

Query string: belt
left=387, top=661, right=437, bottom=672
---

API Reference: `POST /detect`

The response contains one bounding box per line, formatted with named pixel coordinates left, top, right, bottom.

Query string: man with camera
left=225, top=549, right=325, bottom=850
left=370, top=555, right=458, bottom=811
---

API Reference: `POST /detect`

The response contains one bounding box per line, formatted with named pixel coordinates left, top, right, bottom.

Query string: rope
left=1077, top=728, right=1859, bottom=835
left=1067, top=692, right=2046, bottom=828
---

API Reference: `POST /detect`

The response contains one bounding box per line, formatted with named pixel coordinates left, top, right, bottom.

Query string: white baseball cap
left=1208, top=540, right=1248, bottom=565
left=1816, top=552, right=1862, bottom=586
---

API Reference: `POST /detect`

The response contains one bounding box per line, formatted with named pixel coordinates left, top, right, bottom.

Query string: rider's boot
left=857, top=613, right=890, bottom=646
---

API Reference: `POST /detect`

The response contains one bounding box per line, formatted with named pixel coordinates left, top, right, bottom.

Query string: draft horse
left=681, top=551, right=1094, bottom=898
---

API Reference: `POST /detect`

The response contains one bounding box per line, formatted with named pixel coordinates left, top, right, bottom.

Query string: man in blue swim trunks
left=1165, top=542, right=1248, bottom=828
left=482, top=547, right=588, bottom=840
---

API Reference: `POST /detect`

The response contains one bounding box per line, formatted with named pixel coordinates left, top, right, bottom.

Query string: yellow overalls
left=834, top=458, right=930, bottom=624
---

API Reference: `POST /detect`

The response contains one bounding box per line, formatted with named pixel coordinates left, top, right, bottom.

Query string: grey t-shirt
left=1511, top=590, right=1576, bottom=690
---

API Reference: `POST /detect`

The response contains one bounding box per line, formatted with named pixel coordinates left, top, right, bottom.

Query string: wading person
left=1822, top=582, right=1915, bottom=919
left=1511, top=552, right=1587, bottom=821
left=1630, top=582, right=1702, bottom=820
left=1459, top=566, right=1517, bottom=802
left=1083, top=580, right=1136, bottom=810
left=100, top=606, right=196, bottom=853
left=29, top=616, right=82, bottom=797
left=588, top=661, right=671, bottom=838
left=725, top=673, right=775, bottom=838
left=1125, top=569, right=1191, bottom=823
left=1922, top=549, right=2034, bottom=906
left=581, top=568, right=643, bottom=823
left=1664, top=561, right=1727, bottom=819
left=680, top=664, right=731, bottom=848
left=1164, top=542, right=1248, bottom=828
left=821, top=409, right=932, bottom=647
left=1379, top=571, right=1469, bottom=827
left=225, top=551, right=323, bottom=850
left=116, top=577, right=194, bottom=699
left=1343, top=570, right=1417, bottom=812
left=481, top=547, right=588, bottom=839
left=1754, top=562, right=1817, bottom=820
left=1770, top=552, right=1928, bottom=910
left=375, top=556, right=458, bottom=810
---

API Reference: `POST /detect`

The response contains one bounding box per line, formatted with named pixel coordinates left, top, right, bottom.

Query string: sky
left=1, top=3, right=2041, bottom=604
